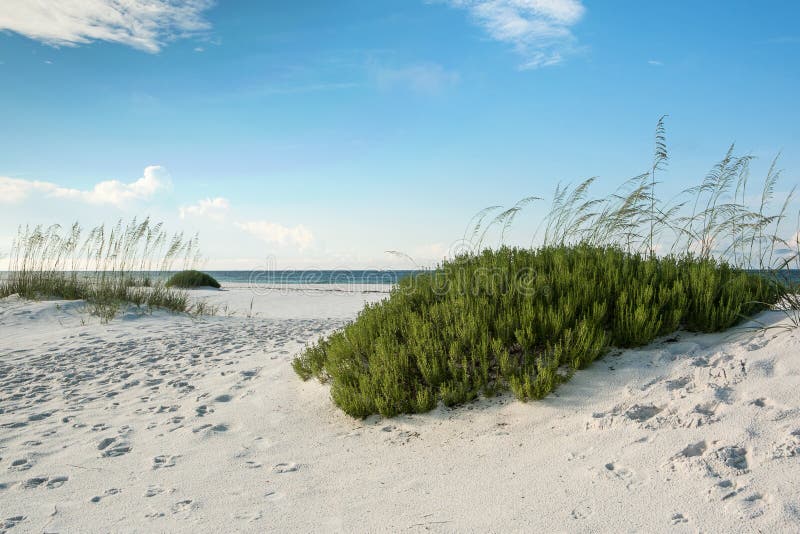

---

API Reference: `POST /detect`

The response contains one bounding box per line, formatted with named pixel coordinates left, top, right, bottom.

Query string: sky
left=0, top=0, right=798, bottom=269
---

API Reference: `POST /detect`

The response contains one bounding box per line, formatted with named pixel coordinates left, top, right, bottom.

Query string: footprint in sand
left=772, top=429, right=800, bottom=458
left=0, top=421, right=27, bottom=430
left=570, top=505, right=592, bottom=520
left=713, top=386, right=734, bottom=404
left=97, top=437, right=132, bottom=457
left=234, top=510, right=264, bottom=522
left=152, top=455, right=178, bottom=470
left=214, top=394, right=232, bottom=403
left=143, top=484, right=164, bottom=497
left=624, top=404, right=662, bottom=422
left=713, top=478, right=740, bottom=501
left=694, top=402, right=717, bottom=417
left=171, top=499, right=196, bottom=514
left=19, top=477, right=48, bottom=490
left=90, top=488, right=121, bottom=503
left=666, top=376, right=692, bottom=391
left=239, top=368, right=260, bottom=381
left=1, top=515, right=26, bottom=531
left=746, top=336, right=769, bottom=351
left=714, top=446, right=748, bottom=471
left=740, top=492, right=770, bottom=519
left=97, top=437, right=116, bottom=450
left=750, top=397, right=768, bottom=408
left=46, top=476, right=69, bottom=489
left=599, top=462, right=636, bottom=487
left=8, top=458, right=33, bottom=472
left=272, top=462, right=300, bottom=474
left=678, top=440, right=707, bottom=458
left=670, top=513, right=689, bottom=525
left=195, top=405, right=212, bottom=417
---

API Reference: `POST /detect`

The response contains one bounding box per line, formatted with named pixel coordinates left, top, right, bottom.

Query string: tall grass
left=0, top=218, right=209, bottom=322
left=294, top=120, right=799, bottom=417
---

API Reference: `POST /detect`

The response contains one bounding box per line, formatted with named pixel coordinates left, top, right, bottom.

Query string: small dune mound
left=165, top=270, right=221, bottom=289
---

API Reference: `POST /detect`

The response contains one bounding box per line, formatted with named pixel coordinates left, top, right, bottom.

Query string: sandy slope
left=1, top=287, right=799, bottom=533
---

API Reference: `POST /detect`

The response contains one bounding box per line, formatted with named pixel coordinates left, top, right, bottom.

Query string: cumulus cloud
left=0, top=166, right=170, bottom=206
left=236, top=221, right=314, bottom=249
left=444, top=0, right=585, bottom=69
left=0, top=0, right=214, bottom=53
left=179, top=197, right=229, bottom=221
left=375, top=63, right=460, bottom=94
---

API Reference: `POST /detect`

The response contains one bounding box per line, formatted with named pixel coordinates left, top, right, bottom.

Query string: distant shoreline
left=0, top=269, right=423, bottom=286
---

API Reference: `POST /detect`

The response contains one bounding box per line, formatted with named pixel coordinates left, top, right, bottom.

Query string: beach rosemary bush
left=0, top=218, right=208, bottom=321
left=293, top=246, right=778, bottom=417
left=166, top=270, right=221, bottom=289
left=294, top=119, right=797, bottom=417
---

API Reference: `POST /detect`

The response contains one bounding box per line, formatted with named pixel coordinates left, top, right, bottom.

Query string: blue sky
left=1, top=0, right=798, bottom=269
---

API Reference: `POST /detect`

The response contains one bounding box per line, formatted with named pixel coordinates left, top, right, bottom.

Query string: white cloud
left=444, top=0, right=585, bottom=69
left=0, top=166, right=170, bottom=206
left=375, top=63, right=460, bottom=94
left=180, top=197, right=229, bottom=221
left=648, top=59, right=664, bottom=66
left=0, top=0, right=213, bottom=53
left=236, top=220, right=314, bottom=249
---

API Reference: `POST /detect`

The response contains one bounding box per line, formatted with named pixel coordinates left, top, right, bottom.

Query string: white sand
left=2, top=286, right=800, bottom=533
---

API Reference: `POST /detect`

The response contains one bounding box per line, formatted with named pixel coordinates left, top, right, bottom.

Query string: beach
left=2, top=286, right=800, bottom=533
left=2, top=1, right=798, bottom=532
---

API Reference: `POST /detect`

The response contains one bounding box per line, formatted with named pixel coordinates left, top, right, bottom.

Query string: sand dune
left=1, top=289, right=799, bottom=532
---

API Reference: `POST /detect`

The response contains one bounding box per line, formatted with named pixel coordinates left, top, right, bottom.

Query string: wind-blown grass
left=294, top=119, right=798, bottom=417
left=0, top=218, right=209, bottom=322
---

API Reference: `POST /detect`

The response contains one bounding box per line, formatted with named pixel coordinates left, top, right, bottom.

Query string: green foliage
left=0, top=218, right=208, bottom=321
left=294, top=120, right=796, bottom=418
left=295, top=246, right=778, bottom=417
left=165, top=270, right=221, bottom=289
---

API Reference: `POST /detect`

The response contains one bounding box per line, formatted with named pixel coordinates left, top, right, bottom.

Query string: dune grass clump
left=293, top=246, right=778, bottom=417
left=0, top=218, right=209, bottom=322
left=165, top=270, right=221, bottom=289
left=295, top=119, right=797, bottom=417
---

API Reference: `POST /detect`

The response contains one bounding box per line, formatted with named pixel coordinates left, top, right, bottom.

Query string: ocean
left=202, top=270, right=421, bottom=285
left=2, top=269, right=799, bottom=286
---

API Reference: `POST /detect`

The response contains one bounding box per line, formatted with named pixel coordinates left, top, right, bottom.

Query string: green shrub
left=293, top=245, right=779, bottom=418
left=165, top=270, right=221, bottom=289
left=293, top=122, right=797, bottom=417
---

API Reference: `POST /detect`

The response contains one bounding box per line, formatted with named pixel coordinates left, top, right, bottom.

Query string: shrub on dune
left=294, top=119, right=797, bottom=417
left=165, top=270, right=221, bottom=289
left=293, top=246, right=779, bottom=417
